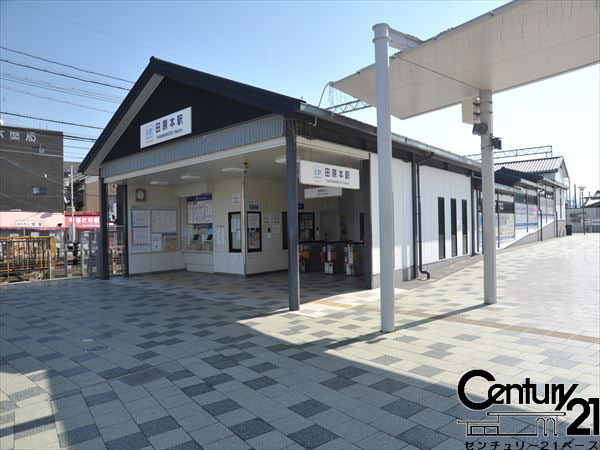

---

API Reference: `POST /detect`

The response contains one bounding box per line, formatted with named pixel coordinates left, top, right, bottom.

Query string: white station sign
left=299, top=160, right=359, bottom=190
left=304, top=187, right=343, bottom=199
left=140, top=107, right=192, bottom=149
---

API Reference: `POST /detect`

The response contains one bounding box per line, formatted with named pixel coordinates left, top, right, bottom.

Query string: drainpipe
left=470, top=173, right=476, bottom=256
left=411, top=157, right=418, bottom=279
left=414, top=152, right=434, bottom=280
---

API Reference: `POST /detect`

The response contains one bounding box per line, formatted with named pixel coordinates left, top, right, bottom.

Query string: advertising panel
left=515, top=203, right=528, bottom=227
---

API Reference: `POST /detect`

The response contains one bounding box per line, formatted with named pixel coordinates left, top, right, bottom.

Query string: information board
left=131, top=208, right=178, bottom=253
left=151, top=209, right=177, bottom=233
left=187, top=194, right=213, bottom=224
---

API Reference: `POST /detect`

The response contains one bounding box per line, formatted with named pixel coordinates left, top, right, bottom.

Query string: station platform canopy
left=332, top=0, right=600, bottom=119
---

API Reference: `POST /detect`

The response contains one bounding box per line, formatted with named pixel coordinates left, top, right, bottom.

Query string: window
left=438, top=197, right=445, bottom=260
left=451, top=199, right=458, bottom=257
left=462, top=199, right=468, bottom=255
left=32, top=186, right=46, bottom=195
left=228, top=212, right=241, bottom=252
left=32, top=146, right=46, bottom=154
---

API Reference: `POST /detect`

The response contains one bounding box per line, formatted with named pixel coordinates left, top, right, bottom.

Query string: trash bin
left=565, top=224, right=572, bottom=236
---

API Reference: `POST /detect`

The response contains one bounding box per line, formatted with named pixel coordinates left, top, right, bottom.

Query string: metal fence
left=1, top=226, right=125, bottom=282
left=566, top=208, right=600, bottom=233
left=80, top=227, right=125, bottom=277
left=0, top=236, right=56, bottom=280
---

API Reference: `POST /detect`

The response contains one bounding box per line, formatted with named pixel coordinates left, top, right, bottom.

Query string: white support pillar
left=373, top=23, right=395, bottom=332
left=480, top=89, right=497, bottom=304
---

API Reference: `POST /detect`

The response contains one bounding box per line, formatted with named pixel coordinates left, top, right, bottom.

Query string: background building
left=0, top=125, right=66, bottom=232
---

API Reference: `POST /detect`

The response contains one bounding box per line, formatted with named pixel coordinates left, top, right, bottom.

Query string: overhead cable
left=1, top=86, right=115, bottom=113
left=0, top=112, right=104, bottom=130
left=0, top=58, right=130, bottom=91
left=1, top=73, right=123, bottom=102
left=0, top=46, right=135, bottom=84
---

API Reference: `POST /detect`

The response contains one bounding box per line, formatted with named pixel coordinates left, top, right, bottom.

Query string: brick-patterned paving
left=1, top=234, right=598, bottom=449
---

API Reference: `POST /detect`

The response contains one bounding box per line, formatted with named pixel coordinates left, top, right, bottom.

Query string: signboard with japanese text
left=299, top=160, right=359, bottom=190
left=187, top=194, right=212, bottom=224
left=140, top=107, right=191, bottom=149
left=304, top=186, right=343, bottom=199
left=0, top=128, right=37, bottom=143
left=64, top=215, right=101, bottom=229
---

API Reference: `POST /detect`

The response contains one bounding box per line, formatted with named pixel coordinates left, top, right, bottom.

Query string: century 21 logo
left=457, top=370, right=599, bottom=436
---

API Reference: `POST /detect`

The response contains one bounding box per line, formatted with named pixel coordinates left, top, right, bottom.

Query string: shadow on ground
left=0, top=276, right=594, bottom=450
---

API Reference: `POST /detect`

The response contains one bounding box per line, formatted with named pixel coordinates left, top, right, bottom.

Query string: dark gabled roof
left=79, top=57, right=304, bottom=174
left=495, top=166, right=543, bottom=183
left=495, top=156, right=565, bottom=174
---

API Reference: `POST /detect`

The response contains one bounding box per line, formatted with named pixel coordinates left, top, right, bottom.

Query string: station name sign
left=299, top=160, right=359, bottom=190
left=140, top=107, right=191, bottom=149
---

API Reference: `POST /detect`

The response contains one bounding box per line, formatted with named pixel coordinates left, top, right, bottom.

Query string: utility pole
left=579, top=186, right=586, bottom=235
left=70, top=165, right=75, bottom=242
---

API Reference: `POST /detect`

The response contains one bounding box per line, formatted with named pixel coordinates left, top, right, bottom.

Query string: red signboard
left=64, top=214, right=100, bottom=229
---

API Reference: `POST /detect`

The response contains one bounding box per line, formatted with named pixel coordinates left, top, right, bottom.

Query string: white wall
left=127, top=185, right=185, bottom=274
left=417, top=165, right=472, bottom=266
left=210, top=177, right=288, bottom=275
left=369, top=153, right=414, bottom=275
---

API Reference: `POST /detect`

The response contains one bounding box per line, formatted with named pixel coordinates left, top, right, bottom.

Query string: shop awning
left=332, top=0, right=600, bottom=119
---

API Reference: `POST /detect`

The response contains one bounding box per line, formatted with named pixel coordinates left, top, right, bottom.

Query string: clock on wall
left=135, top=189, right=146, bottom=202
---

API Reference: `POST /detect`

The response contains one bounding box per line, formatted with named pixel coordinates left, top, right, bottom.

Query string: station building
left=79, top=58, right=568, bottom=309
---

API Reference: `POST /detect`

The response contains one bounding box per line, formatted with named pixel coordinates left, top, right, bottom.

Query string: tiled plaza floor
left=1, top=234, right=598, bottom=449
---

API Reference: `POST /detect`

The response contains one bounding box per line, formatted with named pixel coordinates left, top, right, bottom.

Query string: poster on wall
left=132, top=209, right=150, bottom=227
left=247, top=212, right=260, bottom=229
left=151, top=233, right=163, bottom=252
left=163, top=235, right=178, bottom=252
left=187, top=194, right=213, bottom=224
left=499, top=214, right=515, bottom=241
left=216, top=225, right=225, bottom=245
left=232, top=193, right=241, bottom=205
left=515, top=203, right=528, bottom=227
left=132, top=226, right=150, bottom=245
left=151, top=210, right=177, bottom=233
left=528, top=205, right=538, bottom=226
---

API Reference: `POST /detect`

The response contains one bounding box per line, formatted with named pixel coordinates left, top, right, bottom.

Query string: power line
left=0, top=112, right=104, bottom=130
left=0, top=191, right=64, bottom=211
left=0, top=154, right=64, bottom=184
left=0, top=58, right=130, bottom=91
left=1, top=85, right=115, bottom=113
left=1, top=73, right=123, bottom=102
left=64, top=145, right=92, bottom=150
left=0, top=46, right=135, bottom=84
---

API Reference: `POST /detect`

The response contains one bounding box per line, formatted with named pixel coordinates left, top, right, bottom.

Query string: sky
left=1, top=0, right=598, bottom=197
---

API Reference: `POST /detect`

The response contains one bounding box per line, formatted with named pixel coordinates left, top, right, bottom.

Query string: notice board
left=131, top=208, right=178, bottom=253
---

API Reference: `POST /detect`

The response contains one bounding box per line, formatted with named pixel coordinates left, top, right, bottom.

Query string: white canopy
left=332, top=0, right=600, bottom=119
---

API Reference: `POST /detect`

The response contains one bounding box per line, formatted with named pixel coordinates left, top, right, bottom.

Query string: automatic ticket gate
left=344, top=242, right=364, bottom=276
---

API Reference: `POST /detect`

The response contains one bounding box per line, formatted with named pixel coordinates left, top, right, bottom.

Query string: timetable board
left=131, top=208, right=178, bottom=253
left=187, top=194, right=213, bottom=224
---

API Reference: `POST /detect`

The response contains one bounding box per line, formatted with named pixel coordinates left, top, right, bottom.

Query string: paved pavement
left=1, top=234, right=598, bottom=449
